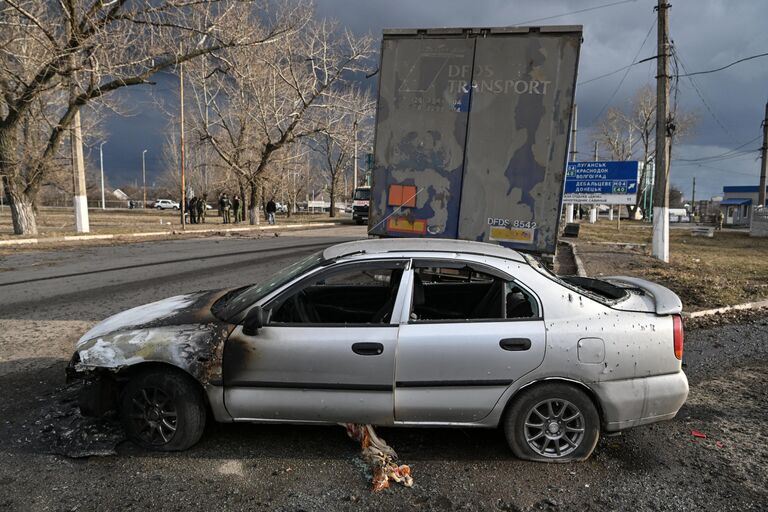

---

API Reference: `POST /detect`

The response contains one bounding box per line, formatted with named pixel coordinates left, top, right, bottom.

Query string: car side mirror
left=242, top=306, right=265, bottom=336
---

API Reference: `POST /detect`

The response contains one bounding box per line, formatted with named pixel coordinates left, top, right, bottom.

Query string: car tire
left=120, top=370, right=206, bottom=451
left=504, top=383, right=599, bottom=462
left=355, top=218, right=364, bottom=225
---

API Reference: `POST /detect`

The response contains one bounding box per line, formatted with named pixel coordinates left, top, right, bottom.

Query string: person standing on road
left=266, top=197, right=277, bottom=225
left=717, top=210, right=724, bottom=230
left=197, top=194, right=207, bottom=224
left=233, top=195, right=242, bottom=224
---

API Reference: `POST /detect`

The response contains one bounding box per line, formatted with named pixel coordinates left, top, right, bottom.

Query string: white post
left=71, top=110, right=90, bottom=233
left=99, top=141, right=107, bottom=209
left=566, top=204, right=574, bottom=223
left=608, top=205, right=614, bottom=221
left=589, top=207, right=597, bottom=224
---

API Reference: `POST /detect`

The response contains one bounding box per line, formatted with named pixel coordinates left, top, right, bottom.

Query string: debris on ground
left=344, top=424, right=413, bottom=492
left=691, top=430, right=707, bottom=439
left=31, top=383, right=125, bottom=458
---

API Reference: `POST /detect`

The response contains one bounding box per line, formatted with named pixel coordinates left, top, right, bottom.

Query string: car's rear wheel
left=120, top=370, right=206, bottom=451
left=504, top=383, right=599, bottom=462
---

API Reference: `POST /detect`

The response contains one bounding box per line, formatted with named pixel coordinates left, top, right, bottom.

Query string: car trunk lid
left=601, top=276, right=683, bottom=315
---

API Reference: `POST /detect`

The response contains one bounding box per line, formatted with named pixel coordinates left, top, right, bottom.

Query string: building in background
left=720, top=185, right=768, bottom=226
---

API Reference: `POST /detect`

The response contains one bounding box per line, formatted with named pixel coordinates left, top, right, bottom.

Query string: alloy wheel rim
left=128, top=387, right=178, bottom=445
left=524, top=398, right=585, bottom=458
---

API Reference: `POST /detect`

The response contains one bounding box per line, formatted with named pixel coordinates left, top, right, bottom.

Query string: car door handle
left=352, top=342, right=384, bottom=356
left=499, top=338, right=531, bottom=351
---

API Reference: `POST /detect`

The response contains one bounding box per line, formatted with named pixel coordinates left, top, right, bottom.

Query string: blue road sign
left=563, top=161, right=640, bottom=204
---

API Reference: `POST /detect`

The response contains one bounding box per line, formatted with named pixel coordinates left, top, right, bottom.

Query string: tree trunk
left=248, top=181, right=259, bottom=225
left=239, top=182, right=247, bottom=222
left=329, top=174, right=336, bottom=218
left=0, top=127, right=39, bottom=235
left=3, top=175, right=38, bottom=236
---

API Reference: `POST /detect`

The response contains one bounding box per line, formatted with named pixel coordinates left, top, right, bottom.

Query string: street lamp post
left=142, top=149, right=148, bottom=208
left=99, top=142, right=107, bottom=209
left=353, top=117, right=358, bottom=191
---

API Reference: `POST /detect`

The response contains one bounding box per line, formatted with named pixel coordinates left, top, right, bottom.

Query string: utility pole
left=566, top=104, right=577, bottom=223
left=68, top=27, right=89, bottom=233
left=652, top=0, right=671, bottom=262
left=179, top=60, right=187, bottom=229
left=142, top=149, right=148, bottom=208
left=759, top=101, right=767, bottom=207
left=99, top=142, right=107, bottom=209
left=594, top=141, right=598, bottom=161
left=691, top=176, right=696, bottom=215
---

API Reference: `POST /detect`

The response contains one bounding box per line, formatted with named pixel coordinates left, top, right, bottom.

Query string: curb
left=559, top=240, right=587, bottom=277
left=0, top=222, right=342, bottom=247
left=683, top=299, right=768, bottom=319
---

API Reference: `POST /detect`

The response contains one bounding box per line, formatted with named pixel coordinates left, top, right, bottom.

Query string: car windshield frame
left=214, top=251, right=326, bottom=321
left=353, top=189, right=371, bottom=200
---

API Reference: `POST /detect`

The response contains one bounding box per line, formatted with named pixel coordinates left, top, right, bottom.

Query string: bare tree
left=309, top=86, right=374, bottom=217
left=0, top=0, right=305, bottom=235
left=191, top=17, right=374, bottom=224
left=593, top=84, right=696, bottom=218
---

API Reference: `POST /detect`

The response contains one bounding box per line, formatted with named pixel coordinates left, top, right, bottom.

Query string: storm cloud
left=103, top=0, right=768, bottom=200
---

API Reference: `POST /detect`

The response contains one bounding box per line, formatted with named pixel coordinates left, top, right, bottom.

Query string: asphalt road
left=0, top=228, right=766, bottom=511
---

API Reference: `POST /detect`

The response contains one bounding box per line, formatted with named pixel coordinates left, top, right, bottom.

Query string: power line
left=674, top=150, right=761, bottom=167
left=512, top=0, right=637, bottom=25
left=590, top=17, right=656, bottom=124
left=578, top=63, right=636, bottom=86
left=672, top=47, right=736, bottom=141
left=673, top=135, right=762, bottom=162
left=681, top=162, right=760, bottom=178
left=675, top=51, right=768, bottom=78
left=579, top=54, right=658, bottom=86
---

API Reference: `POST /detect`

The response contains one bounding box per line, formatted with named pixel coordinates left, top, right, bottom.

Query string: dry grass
left=575, top=220, right=768, bottom=310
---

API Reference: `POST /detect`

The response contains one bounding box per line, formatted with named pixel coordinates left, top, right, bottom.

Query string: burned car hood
left=74, top=289, right=234, bottom=384
left=77, top=290, right=226, bottom=347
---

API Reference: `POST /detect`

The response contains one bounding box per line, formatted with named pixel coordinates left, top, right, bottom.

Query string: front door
left=222, top=259, right=407, bottom=424
left=394, top=261, right=546, bottom=423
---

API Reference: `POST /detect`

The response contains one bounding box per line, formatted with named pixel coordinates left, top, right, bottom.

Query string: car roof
left=323, top=238, right=526, bottom=263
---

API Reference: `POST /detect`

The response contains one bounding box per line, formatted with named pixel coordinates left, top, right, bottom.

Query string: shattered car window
left=215, top=251, right=325, bottom=319
left=522, top=253, right=628, bottom=304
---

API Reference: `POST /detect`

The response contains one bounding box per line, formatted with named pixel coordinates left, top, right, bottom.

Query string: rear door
left=394, top=260, right=546, bottom=423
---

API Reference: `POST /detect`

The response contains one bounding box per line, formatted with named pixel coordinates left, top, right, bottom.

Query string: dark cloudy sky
left=101, top=0, right=768, bottom=200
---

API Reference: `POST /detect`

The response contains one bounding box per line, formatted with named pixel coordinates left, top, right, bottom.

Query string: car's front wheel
left=504, top=383, right=599, bottom=462
left=120, top=370, right=206, bottom=451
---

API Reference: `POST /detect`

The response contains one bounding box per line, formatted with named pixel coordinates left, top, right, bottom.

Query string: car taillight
left=673, top=315, right=684, bottom=360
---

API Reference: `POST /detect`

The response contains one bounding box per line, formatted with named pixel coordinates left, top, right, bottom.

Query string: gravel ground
left=0, top=230, right=766, bottom=511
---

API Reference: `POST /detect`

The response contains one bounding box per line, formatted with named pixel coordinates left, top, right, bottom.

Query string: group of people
left=217, top=193, right=243, bottom=224
left=187, top=195, right=208, bottom=224
left=186, top=192, right=278, bottom=225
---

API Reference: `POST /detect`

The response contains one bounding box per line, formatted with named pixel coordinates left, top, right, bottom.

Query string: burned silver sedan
left=68, top=238, right=688, bottom=462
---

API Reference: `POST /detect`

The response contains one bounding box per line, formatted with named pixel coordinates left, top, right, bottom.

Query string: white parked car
left=154, top=199, right=180, bottom=210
